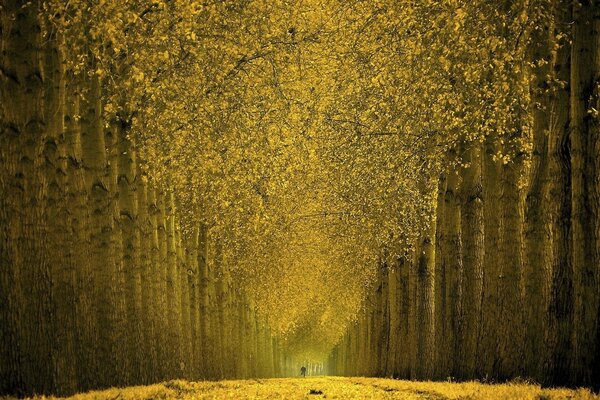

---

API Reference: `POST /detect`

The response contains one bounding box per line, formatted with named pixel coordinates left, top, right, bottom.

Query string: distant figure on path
left=300, top=366, right=307, bottom=377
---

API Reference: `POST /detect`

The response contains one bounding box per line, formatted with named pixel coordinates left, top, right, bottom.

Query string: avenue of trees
left=328, top=0, right=600, bottom=390
left=0, top=1, right=289, bottom=396
left=1, top=0, right=599, bottom=396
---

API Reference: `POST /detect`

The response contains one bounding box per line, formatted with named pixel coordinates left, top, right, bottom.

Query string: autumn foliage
left=0, top=0, right=599, bottom=397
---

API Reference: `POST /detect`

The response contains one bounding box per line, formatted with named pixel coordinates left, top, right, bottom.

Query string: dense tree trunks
left=545, top=0, right=573, bottom=387
left=1, top=6, right=288, bottom=389
left=569, top=0, right=600, bottom=386
left=458, top=143, right=484, bottom=378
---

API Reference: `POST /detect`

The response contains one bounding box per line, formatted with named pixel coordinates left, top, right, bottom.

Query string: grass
left=18, top=377, right=600, bottom=399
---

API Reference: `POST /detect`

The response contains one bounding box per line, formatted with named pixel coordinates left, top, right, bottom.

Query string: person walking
left=300, top=366, right=307, bottom=377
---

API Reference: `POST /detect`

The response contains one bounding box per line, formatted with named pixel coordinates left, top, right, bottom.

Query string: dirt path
left=40, top=377, right=598, bottom=399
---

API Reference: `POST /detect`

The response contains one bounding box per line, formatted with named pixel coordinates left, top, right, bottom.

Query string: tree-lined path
left=1, top=0, right=600, bottom=398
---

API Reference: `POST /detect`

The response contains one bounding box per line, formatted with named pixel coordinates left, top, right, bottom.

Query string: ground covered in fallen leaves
left=23, top=377, right=600, bottom=399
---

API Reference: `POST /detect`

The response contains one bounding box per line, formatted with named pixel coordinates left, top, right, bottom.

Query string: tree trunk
left=155, top=191, right=170, bottom=378
left=165, top=192, right=183, bottom=377
left=386, top=259, right=399, bottom=378
left=416, top=174, right=437, bottom=379
left=569, top=0, right=600, bottom=387
left=378, top=258, right=389, bottom=376
left=416, top=229, right=436, bottom=380
left=0, top=1, right=53, bottom=395
left=117, top=126, right=143, bottom=384
left=43, top=28, right=79, bottom=395
left=433, top=174, right=446, bottom=379
left=136, top=168, right=157, bottom=383
left=105, top=115, right=129, bottom=386
left=187, top=227, right=200, bottom=379
left=523, top=8, right=552, bottom=380
left=479, top=138, right=502, bottom=379
left=80, top=71, right=120, bottom=388
left=198, top=224, right=211, bottom=378
left=497, top=152, right=526, bottom=379
left=442, top=168, right=462, bottom=379
left=545, top=0, right=573, bottom=386
left=459, top=143, right=484, bottom=379
left=408, top=245, right=418, bottom=379
left=64, top=72, right=95, bottom=391
left=177, top=226, right=192, bottom=378
left=397, top=254, right=411, bottom=377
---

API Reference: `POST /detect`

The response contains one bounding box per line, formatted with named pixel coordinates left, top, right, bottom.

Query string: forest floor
left=21, top=376, right=600, bottom=399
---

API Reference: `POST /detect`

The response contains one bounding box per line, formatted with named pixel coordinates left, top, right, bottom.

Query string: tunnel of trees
left=1, top=0, right=599, bottom=397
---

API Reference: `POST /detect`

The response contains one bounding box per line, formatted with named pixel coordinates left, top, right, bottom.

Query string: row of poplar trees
left=0, top=1, right=283, bottom=396
left=328, top=0, right=599, bottom=391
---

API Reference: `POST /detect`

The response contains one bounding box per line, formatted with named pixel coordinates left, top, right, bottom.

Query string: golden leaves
left=43, top=0, right=539, bottom=360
